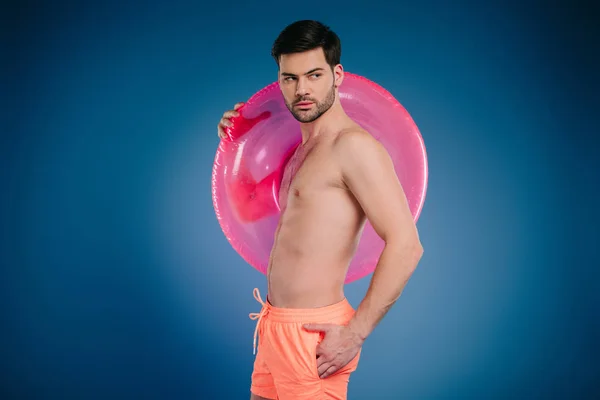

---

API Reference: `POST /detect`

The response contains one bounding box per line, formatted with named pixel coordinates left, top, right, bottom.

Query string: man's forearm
left=347, top=240, right=423, bottom=341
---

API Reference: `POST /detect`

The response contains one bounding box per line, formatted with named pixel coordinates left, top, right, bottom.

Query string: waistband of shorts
left=263, top=297, right=355, bottom=323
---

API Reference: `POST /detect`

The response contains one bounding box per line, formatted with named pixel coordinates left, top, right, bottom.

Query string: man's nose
left=295, top=80, right=310, bottom=97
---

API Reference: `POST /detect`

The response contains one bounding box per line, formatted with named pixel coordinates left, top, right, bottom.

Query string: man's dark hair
left=271, top=20, right=341, bottom=69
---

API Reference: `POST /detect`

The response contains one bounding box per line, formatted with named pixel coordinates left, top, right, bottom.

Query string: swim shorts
left=249, top=288, right=361, bottom=400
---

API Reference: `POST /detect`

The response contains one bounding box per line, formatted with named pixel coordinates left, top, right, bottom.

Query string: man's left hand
left=303, top=323, right=364, bottom=379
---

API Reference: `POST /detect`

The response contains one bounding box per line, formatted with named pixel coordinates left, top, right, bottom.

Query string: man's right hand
left=217, top=102, right=245, bottom=139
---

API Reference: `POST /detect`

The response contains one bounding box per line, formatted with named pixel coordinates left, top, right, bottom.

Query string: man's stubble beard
left=285, top=83, right=336, bottom=123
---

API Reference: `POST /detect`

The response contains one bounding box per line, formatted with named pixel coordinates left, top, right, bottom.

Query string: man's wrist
left=347, top=318, right=370, bottom=343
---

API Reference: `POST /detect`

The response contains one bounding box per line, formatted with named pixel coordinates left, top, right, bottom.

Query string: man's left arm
left=303, top=130, right=424, bottom=378
left=340, top=131, right=424, bottom=341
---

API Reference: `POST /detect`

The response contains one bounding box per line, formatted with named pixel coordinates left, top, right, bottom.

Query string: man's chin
left=292, top=111, right=320, bottom=123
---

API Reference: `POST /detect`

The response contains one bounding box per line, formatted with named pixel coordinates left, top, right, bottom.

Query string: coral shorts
left=249, top=288, right=361, bottom=400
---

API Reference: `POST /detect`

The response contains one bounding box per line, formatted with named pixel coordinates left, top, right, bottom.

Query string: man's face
left=278, top=47, right=341, bottom=123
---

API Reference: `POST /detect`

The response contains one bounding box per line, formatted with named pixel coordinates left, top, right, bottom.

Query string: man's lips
left=295, top=101, right=313, bottom=106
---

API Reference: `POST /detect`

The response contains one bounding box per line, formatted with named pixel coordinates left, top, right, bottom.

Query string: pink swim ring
left=212, top=72, right=428, bottom=284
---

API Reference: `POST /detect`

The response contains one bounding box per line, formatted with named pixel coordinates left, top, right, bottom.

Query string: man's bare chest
left=278, top=143, right=341, bottom=209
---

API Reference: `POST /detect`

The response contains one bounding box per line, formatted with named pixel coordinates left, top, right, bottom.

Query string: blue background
left=4, top=0, right=599, bottom=398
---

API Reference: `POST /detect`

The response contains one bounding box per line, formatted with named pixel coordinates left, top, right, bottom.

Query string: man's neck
left=299, top=102, right=347, bottom=144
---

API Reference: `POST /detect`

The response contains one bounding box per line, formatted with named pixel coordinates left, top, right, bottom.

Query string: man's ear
left=333, top=64, right=344, bottom=88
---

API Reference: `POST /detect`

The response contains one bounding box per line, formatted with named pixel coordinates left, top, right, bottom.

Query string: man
left=217, top=20, right=424, bottom=400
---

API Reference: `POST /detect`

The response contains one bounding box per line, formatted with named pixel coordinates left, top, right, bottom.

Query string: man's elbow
left=386, top=233, right=423, bottom=262
left=409, top=239, right=424, bottom=265
left=413, top=239, right=424, bottom=256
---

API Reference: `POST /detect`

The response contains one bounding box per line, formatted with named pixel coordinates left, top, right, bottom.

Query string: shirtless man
left=217, top=20, right=424, bottom=400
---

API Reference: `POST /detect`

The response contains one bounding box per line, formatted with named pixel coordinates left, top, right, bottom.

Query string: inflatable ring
left=212, top=72, right=427, bottom=283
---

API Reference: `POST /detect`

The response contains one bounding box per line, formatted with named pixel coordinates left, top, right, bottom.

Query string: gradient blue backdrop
left=4, top=0, right=599, bottom=398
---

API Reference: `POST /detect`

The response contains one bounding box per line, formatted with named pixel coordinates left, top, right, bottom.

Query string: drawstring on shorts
left=249, top=288, right=268, bottom=355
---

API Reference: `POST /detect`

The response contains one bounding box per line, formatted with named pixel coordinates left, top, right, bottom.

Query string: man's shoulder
left=332, top=125, right=383, bottom=159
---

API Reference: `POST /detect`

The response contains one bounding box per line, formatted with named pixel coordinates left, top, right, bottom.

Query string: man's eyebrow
left=280, top=68, right=326, bottom=77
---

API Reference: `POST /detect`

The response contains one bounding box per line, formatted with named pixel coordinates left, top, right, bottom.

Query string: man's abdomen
left=267, top=203, right=365, bottom=308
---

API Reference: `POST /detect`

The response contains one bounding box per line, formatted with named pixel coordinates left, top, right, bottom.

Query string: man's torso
left=267, top=125, right=367, bottom=308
